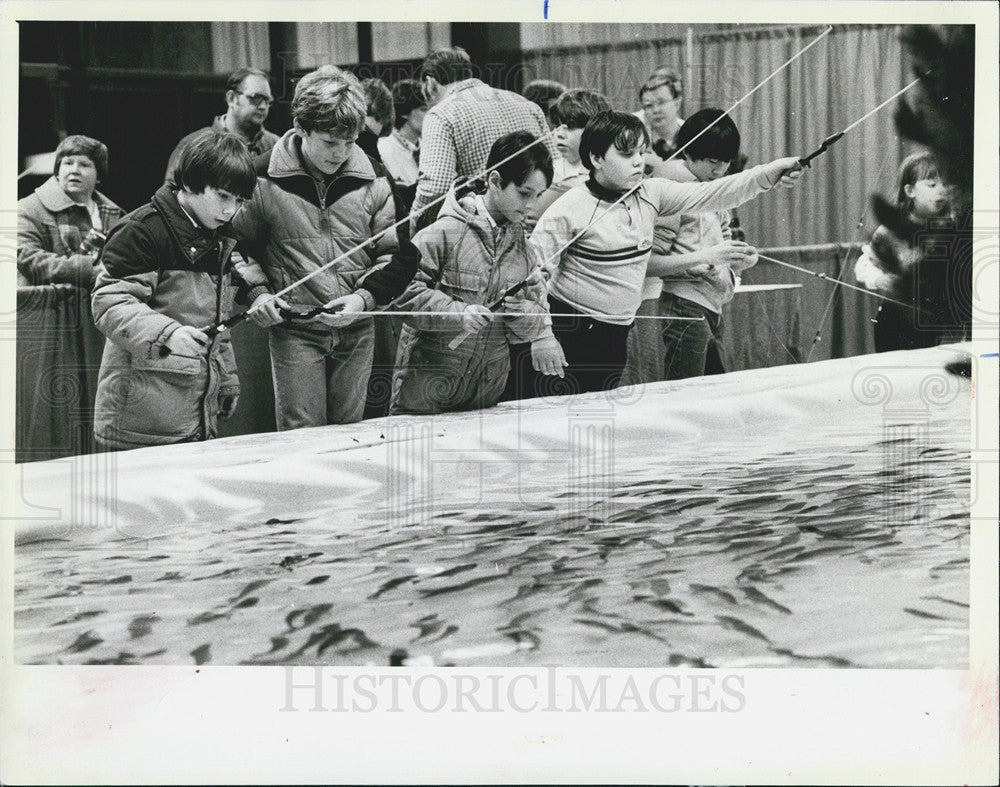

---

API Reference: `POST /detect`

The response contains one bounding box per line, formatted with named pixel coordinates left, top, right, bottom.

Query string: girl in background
left=855, top=152, right=953, bottom=352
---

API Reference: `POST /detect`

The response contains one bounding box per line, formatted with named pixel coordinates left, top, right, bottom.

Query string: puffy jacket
left=395, top=190, right=549, bottom=353
left=390, top=191, right=551, bottom=414
left=17, top=177, right=123, bottom=287
left=230, top=129, right=410, bottom=310
left=91, top=185, right=243, bottom=450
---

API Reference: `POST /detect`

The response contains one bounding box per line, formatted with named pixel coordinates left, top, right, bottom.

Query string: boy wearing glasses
left=92, top=134, right=257, bottom=450
left=164, top=67, right=279, bottom=183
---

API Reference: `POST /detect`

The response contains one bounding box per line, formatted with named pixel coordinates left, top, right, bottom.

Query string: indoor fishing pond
left=13, top=346, right=972, bottom=668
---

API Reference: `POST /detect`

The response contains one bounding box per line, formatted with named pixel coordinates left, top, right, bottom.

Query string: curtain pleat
left=293, top=23, right=359, bottom=70
left=210, top=22, right=271, bottom=75
left=371, top=22, right=449, bottom=62
left=524, top=25, right=910, bottom=250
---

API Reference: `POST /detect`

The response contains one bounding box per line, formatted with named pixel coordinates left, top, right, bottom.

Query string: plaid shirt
left=411, top=79, right=557, bottom=232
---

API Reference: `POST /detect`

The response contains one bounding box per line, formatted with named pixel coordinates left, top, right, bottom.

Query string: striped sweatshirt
left=531, top=164, right=780, bottom=324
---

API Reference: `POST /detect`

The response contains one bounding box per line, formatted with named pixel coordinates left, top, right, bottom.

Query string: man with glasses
left=164, top=67, right=280, bottom=183
left=636, top=67, right=684, bottom=164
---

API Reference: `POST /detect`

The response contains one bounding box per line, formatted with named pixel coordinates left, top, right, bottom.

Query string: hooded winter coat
left=91, top=185, right=243, bottom=450
left=390, top=191, right=549, bottom=415
left=17, top=176, right=123, bottom=287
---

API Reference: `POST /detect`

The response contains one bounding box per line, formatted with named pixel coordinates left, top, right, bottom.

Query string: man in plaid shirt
left=410, top=46, right=558, bottom=233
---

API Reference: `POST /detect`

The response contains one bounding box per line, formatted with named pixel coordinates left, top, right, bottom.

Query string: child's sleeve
left=352, top=176, right=415, bottom=308
left=227, top=184, right=273, bottom=304
left=720, top=210, right=732, bottom=241
left=529, top=207, right=576, bottom=284
left=91, top=224, right=184, bottom=360
left=648, top=163, right=778, bottom=217
left=391, top=226, right=467, bottom=333
left=504, top=293, right=551, bottom=345
left=652, top=212, right=682, bottom=256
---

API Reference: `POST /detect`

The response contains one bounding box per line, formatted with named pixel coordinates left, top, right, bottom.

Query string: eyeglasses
left=236, top=92, right=274, bottom=107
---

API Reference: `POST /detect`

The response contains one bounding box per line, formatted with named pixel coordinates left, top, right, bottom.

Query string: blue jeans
left=268, top=318, right=375, bottom=430
left=660, top=292, right=724, bottom=380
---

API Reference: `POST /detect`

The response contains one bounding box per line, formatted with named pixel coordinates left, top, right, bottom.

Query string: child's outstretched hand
left=531, top=335, right=567, bottom=378
left=765, top=157, right=805, bottom=188
left=247, top=293, right=290, bottom=327
left=315, top=293, right=367, bottom=327
left=165, top=325, right=209, bottom=356
left=461, top=303, right=493, bottom=333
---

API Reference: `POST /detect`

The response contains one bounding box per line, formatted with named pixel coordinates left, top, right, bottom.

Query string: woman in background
left=17, top=134, right=123, bottom=287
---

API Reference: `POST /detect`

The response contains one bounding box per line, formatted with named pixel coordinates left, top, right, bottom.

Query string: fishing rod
left=193, top=129, right=560, bottom=344
left=533, top=25, right=833, bottom=275
left=757, top=252, right=938, bottom=315
left=794, top=78, right=922, bottom=170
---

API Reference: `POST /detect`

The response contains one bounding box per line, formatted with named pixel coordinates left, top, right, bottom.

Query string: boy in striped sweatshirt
left=529, top=110, right=802, bottom=394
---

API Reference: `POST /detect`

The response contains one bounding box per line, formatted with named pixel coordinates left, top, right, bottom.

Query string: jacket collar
left=440, top=189, right=520, bottom=254
left=151, top=184, right=234, bottom=265
left=35, top=176, right=110, bottom=213
left=267, top=128, right=376, bottom=183
left=586, top=174, right=630, bottom=203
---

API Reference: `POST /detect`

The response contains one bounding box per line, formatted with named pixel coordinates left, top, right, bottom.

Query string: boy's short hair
left=175, top=133, right=257, bottom=200
left=226, top=67, right=270, bottom=93
left=360, top=78, right=395, bottom=135
left=522, top=79, right=568, bottom=115
left=548, top=89, right=611, bottom=130
left=638, top=67, right=683, bottom=100
left=54, top=135, right=109, bottom=182
left=420, top=46, right=474, bottom=86
left=486, top=131, right=554, bottom=189
left=391, top=79, right=426, bottom=129
left=675, top=108, right=741, bottom=163
left=292, top=65, right=367, bottom=138
left=579, top=110, right=651, bottom=172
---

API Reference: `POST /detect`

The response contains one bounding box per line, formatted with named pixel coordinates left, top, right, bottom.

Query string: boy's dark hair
left=522, top=79, right=567, bottom=116
left=54, top=134, right=109, bottom=182
left=391, top=79, right=426, bottom=130
left=675, top=108, right=741, bottom=163
left=360, top=78, right=395, bottom=136
left=175, top=133, right=256, bottom=200
left=548, top=88, right=611, bottom=130
left=227, top=67, right=270, bottom=93
left=579, top=110, right=651, bottom=172
left=486, top=131, right=554, bottom=189
left=420, top=46, right=474, bottom=86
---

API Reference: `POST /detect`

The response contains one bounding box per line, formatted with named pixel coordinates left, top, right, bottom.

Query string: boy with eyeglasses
left=164, top=67, right=279, bottom=184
